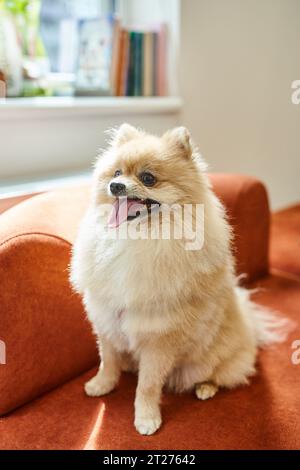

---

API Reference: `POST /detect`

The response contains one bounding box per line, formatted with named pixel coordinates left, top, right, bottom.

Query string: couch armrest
left=209, top=173, right=270, bottom=282
left=0, top=173, right=270, bottom=415
left=0, top=186, right=97, bottom=415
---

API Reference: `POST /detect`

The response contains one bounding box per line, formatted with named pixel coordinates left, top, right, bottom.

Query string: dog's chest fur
left=80, top=215, right=200, bottom=353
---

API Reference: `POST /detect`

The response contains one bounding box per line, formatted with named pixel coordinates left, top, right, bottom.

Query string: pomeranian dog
left=70, top=124, right=286, bottom=435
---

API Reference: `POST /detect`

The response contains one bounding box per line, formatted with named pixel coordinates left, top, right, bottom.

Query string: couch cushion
left=210, top=173, right=270, bottom=282
left=0, top=273, right=299, bottom=450
left=0, top=187, right=97, bottom=416
left=270, top=204, right=300, bottom=278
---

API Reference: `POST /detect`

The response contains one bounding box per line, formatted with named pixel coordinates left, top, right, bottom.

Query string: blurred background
left=0, top=0, right=170, bottom=98
left=0, top=0, right=299, bottom=209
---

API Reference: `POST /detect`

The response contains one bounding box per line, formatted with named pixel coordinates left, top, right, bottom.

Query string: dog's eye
left=140, top=172, right=156, bottom=187
left=114, top=170, right=122, bottom=177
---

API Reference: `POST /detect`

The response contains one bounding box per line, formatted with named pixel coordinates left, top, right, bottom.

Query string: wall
left=180, top=0, right=300, bottom=209
left=0, top=99, right=181, bottom=184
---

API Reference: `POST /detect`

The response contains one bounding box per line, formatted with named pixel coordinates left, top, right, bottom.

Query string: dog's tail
left=236, top=286, right=293, bottom=347
left=251, top=303, right=292, bottom=346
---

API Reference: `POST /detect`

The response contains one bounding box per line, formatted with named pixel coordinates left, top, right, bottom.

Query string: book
left=110, top=18, right=121, bottom=96
left=143, top=32, right=154, bottom=96
left=133, top=32, right=143, bottom=96
left=126, top=31, right=136, bottom=96
left=152, top=32, right=158, bottom=96
left=114, top=27, right=124, bottom=96
left=120, top=29, right=129, bottom=96
left=156, top=23, right=167, bottom=96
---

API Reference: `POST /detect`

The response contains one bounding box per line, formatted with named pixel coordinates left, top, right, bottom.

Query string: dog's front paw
left=84, top=374, right=116, bottom=397
left=134, top=414, right=162, bottom=436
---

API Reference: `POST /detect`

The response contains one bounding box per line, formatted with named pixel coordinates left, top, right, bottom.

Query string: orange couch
left=0, top=174, right=299, bottom=450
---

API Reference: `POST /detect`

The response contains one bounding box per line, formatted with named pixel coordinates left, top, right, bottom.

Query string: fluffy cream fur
left=70, top=124, right=286, bottom=436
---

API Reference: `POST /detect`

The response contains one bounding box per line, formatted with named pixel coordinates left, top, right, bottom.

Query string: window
left=0, top=0, right=179, bottom=98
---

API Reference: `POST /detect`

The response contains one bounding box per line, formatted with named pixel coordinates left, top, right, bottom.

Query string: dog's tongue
left=107, top=199, right=142, bottom=228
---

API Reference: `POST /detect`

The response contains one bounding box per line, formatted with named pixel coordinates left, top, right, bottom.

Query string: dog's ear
left=113, top=123, right=141, bottom=146
left=163, top=126, right=192, bottom=158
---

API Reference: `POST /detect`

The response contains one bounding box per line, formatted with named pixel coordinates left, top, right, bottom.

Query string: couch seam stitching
left=0, top=232, right=72, bottom=251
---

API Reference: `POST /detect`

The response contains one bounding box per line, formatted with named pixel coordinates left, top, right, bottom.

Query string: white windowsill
left=0, top=170, right=92, bottom=198
left=0, top=95, right=182, bottom=182
left=0, top=96, right=183, bottom=120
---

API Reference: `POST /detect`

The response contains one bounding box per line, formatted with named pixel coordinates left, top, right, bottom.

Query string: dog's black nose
left=110, top=182, right=126, bottom=196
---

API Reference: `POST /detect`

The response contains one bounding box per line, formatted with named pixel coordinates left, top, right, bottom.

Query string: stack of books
left=62, top=15, right=168, bottom=97
left=111, top=21, right=167, bottom=97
